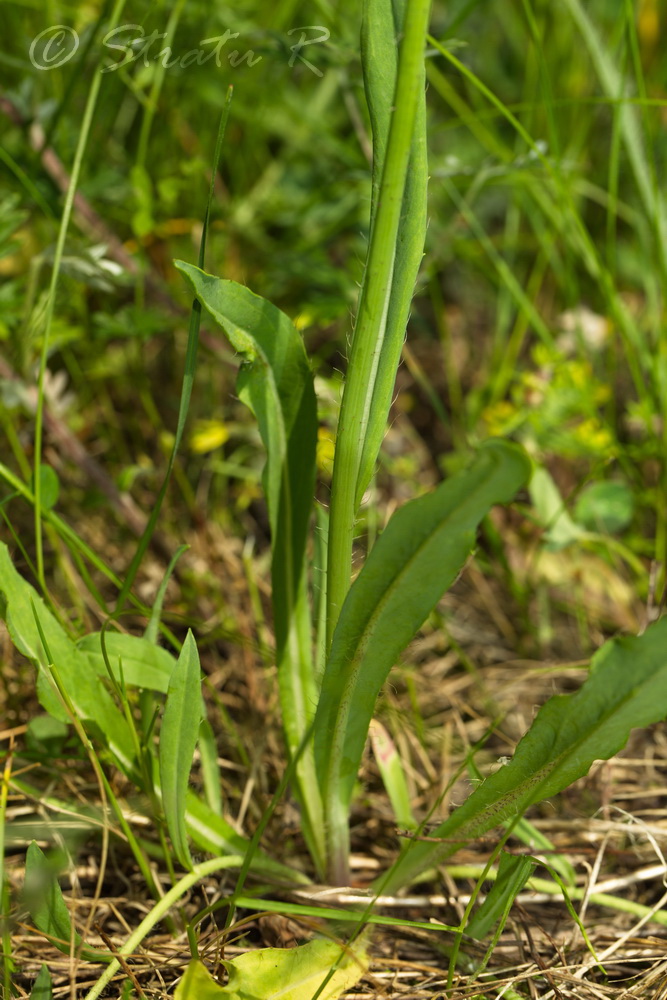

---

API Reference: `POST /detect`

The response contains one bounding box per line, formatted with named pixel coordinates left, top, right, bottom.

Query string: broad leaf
left=574, top=480, right=634, bottom=534
left=0, top=544, right=135, bottom=775
left=159, top=630, right=202, bottom=869
left=315, top=440, right=530, bottom=826
left=383, top=616, right=667, bottom=891
left=175, top=939, right=367, bottom=1000
left=30, top=464, right=59, bottom=510
left=78, top=631, right=176, bottom=692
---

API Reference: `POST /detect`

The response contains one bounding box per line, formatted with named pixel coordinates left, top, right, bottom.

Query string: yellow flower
left=189, top=419, right=230, bottom=454
left=481, top=400, right=517, bottom=435
left=572, top=418, right=614, bottom=452
left=316, top=426, right=336, bottom=475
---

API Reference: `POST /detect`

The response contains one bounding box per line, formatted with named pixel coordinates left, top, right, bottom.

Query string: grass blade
left=316, top=440, right=531, bottom=881
left=114, top=89, right=233, bottom=616
left=465, top=851, right=536, bottom=941
left=159, top=630, right=202, bottom=870
left=369, top=720, right=416, bottom=830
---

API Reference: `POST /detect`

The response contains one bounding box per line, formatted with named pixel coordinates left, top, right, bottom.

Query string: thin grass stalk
left=33, top=0, right=128, bottom=594
left=114, top=89, right=233, bottom=615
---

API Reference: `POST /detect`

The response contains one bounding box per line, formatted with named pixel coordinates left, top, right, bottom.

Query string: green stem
left=82, top=856, right=243, bottom=1000
left=326, top=0, right=431, bottom=653
left=325, top=0, right=431, bottom=885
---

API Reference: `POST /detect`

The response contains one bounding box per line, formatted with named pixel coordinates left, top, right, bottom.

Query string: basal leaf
left=175, top=960, right=227, bottom=1000
left=0, top=544, right=135, bottom=775
left=384, top=616, right=667, bottom=891
left=173, top=262, right=316, bottom=578
left=159, top=629, right=202, bottom=869
left=465, top=851, right=535, bottom=941
left=77, top=631, right=176, bottom=693
left=183, top=790, right=307, bottom=885
left=175, top=940, right=367, bottom=1000
left=315, top=440, right=530, bottom=823
left=29, top=964, right=53, bottom=1000
left=24, top=843, right=111, bottom=964
left=174, top=261, right=324, bottom=872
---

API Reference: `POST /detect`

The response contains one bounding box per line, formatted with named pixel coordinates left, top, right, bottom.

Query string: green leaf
left=0, top=544, right=135, bottom=775
left=198, top=718, right=223, bottom=815
left=77, top=632, right=177, bottom=693
left=26, top=714, right=69, bottom=758
left=182, top=790, right=307, bottom=885
left=159, top=630, right=202, bottom=869
left=24, top=843, right=111, bottom=963
left=174, top=261, right=324, bottom=872
left=175, top=960, right=225, bottom=1000
left=383, top=616, right=667, bottom=892
left=29, top=465, right=59, bottom=510
left=529, top=465, right=584, bottom=550
left=326, top=0, right=431, bottom=654
left=175, top=940, right=367, bottom=1000
left=315, top=440, right=530, bottom=863
left=354, top=0, right=429, bottom=506
left=574, top=481, right=634, bottom=534
left=465, top=852, right=535, bottom=940
left=29, top=964, right=53, bottom=1000
left=369, top=720, right=416, bottom=829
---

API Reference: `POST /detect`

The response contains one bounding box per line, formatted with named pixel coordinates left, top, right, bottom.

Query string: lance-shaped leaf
left=174, top=262, right=316, bottom=586
left=0, top=544, right=135, bottom=776
left=24, top=842, right=112, bottom=963
left=315, top=440, right=530, bottom=870
left=159, top=629, right=202, bottom=870
left=174, top=262, right=324, bottom=871
left=382, top=615, right=667, bottom=893
left=354, top=0, right=428, bottom=506
left=29, top=965, right=53, bottom=1000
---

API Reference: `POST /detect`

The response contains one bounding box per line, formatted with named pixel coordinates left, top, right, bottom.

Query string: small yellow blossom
left=190, top=419, right=230, bottom=454
left=316, top=426, right=336, bottom=476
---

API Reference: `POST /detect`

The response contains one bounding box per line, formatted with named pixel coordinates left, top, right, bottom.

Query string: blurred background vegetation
left=0, top=0, right=665, bottom=658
